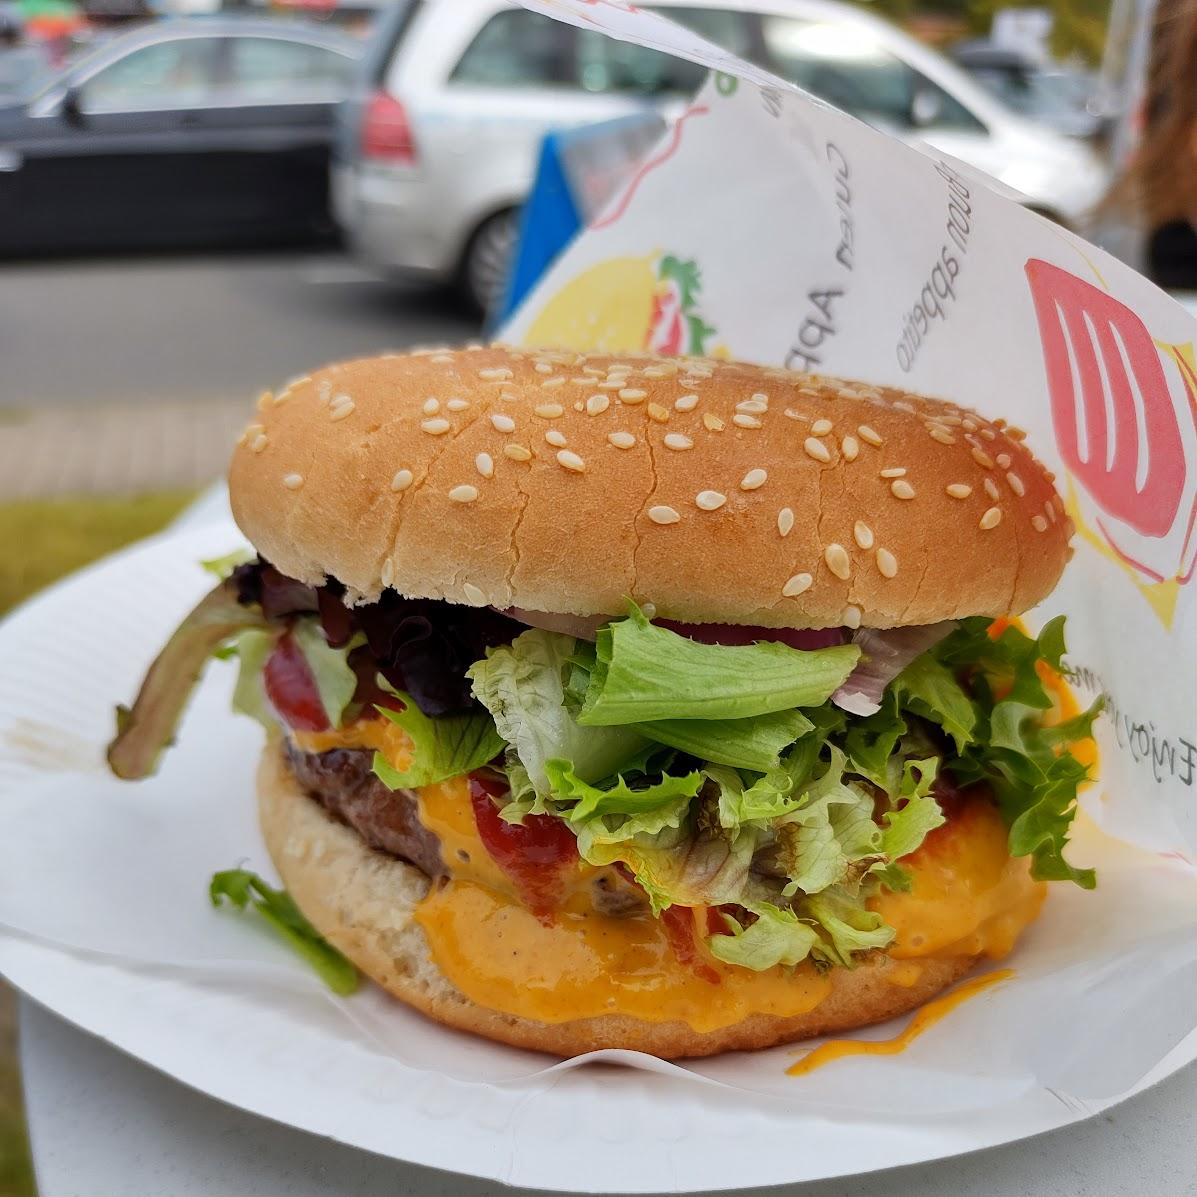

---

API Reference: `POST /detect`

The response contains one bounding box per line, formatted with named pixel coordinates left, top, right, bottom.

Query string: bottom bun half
left=258, top=742, right=983, bottom=1058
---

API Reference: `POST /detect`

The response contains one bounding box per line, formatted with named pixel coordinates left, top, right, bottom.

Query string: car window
left=79, top=38, right=219, bottom=111
left=760, top=16, right=984, bottom=133
left=224, top=36, right=353, bottom=102
left=450, top=10, right=571, bottom=88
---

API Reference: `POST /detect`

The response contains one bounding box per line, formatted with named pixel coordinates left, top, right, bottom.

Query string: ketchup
left=263, top=631, right=328, bottom=732
left=660, top=905, right=721, bottom=985
left=468, top=774, right=579, bottom=921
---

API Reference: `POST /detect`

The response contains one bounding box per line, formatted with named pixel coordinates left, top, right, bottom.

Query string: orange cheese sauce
left=291, top=718, right=414, bottom=765
left=786, top=968, right=1015, bottom=1076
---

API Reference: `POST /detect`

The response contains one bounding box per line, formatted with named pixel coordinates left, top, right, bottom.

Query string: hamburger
left=108, top=345, right=1098, bottom=1059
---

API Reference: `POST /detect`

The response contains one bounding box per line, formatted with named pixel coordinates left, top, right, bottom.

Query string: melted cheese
left=412, top=780, right=1045, bottom=1032
left=786, top=968, right=1015, bottom=1075
left=292, top=718, right=414, bottom=765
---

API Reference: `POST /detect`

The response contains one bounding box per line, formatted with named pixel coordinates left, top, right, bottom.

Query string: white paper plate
left=2, top=525, right=1196, bottom=1193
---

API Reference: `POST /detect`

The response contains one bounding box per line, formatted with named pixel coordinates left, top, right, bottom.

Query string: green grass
left=0, top=490, right=196, bottom=1197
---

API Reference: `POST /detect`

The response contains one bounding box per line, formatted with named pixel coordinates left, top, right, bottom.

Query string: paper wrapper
left=3, top=5, right=1197, bottom=1190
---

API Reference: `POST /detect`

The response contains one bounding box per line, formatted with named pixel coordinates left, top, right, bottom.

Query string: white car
left=332, top=0, right=1110, bottom=311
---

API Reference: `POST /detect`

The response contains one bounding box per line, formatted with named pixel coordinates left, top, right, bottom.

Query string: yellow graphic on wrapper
left=522, top=253, right=719, bottom=356
left=1064, top=478, right=1182, bottom=629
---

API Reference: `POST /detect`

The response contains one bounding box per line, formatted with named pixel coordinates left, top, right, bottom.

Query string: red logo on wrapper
left=1025, top=259, right=1197, bottom=622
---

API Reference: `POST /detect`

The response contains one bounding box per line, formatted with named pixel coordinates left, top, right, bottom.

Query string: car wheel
left=461, top=209, right=519, bottom=316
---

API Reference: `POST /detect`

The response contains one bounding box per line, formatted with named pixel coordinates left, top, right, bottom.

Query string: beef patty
left=284, top=742, right=444, bottom=878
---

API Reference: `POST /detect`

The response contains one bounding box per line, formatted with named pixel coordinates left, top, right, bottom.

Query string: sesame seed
left=857, top=424, right=883, bottom=447
left=740, top=468, right=768, bottom=491
left=557, top=449, right=585, bottom=473
left=680, top=377, right=704, bottom=388
left=842, top=604, right=863, bottom=629
left=282, top=472, right=304, bottom=490
left=504, top=443, right=533, bottom=462
left=534, top=362, right=553, bottom=374
left=891, top=479, right=916, bottom=499
left=421, top=418, right=451, bottom=436
left=980, top=506, right=1002, bottom=530
left=880, top=467, right=907, bottom=478
left=647, top=403, right=670, bottom=423
left=570, top=377, right=593, bottom=386
left=331, top=392, right=352, bottom=409
left=929, top=426, right=956, bottom=445
left=257, top=390, right=273, bottom=412
left=447, top=398, right=469, bottom=412
left=535, top=403, right=564, bottom=419
left=876, top=547, right=898, bottom=578
left=946, top=483, right=972, bottom=499
left=804, top=437, right=832, bottom=463
left=664, top=433, right=693, bottom=451
left=545, top=429, right=568, bottom=448
left=980, top=428, right=997, bottom=440
left=475, top=452, right=494, bottom=478
left=620, top=388, right=648, bottom=402
left=939, top=415, right=963, bottom=426
left=778, top=507, right=795, bottom=537
left=962, top=418, right=978, bottom=432
left=984, top=478, right=1001, bottom=501
left=316, top=379, right=332, bottom=405
left=811, top=418, right=833, bottom=436
left=783, top=572, right=813, bottom=597
left=893, top=400, right=916, bottom=414
left=596, top=380, right=624, bottom=390
left=784, top=408, right=807, bottom=422
left=431, top=353, right=455, bottom=365
left=675, top=394, right=699, bottom=412
left=479, top=367, right=513, bottom=381
left=449, top=484, right=479, bottom=504
left=381, top=557, right=395, bottom=588
left=490, top=414, right=517, bottom=435
left=841, top=435, right=859, bottom=462
left=330, top=400, right=355, bottom=422
left=825, top=543, right=851, bottom=580
left=648, top=505, right=681, bottom=525
left=1032, top=514, right=1049, bottom=532
left=586, top=394, right=610, bottom=415
left=608, top=431, right=636, bottom=449
left=582, top=365, right=606, bottom=377
left=854, top=521, right=874, bottom=550
left=696, top=490, right=726, bottom=511
left=644, top=362, right=678, bottom=378
left=996, top=452, right=1012, bottom=469
left=750, top=391, right=769, bottom=405
left=1046, top=501, right=1057, bottom=523
left=1007, top=427, right=1028, bottom=441
left=463, top=582, right=486, bottom=605
left=972, top=447, right=995, bottom=469
left=733, top=413, right=763, bottom=429
left=703, top=413, right=725, bottom=432
left=391, top=469, right=414, bottom=492
left=541, top=377, right=566, bottom=389
left=250, top=433, right=268, bottom=453
left=1007, top=472, right=1026, bottom=497
left=423, top=397, right=440, bottom=415
left=737, top=399, right=768, bottom=414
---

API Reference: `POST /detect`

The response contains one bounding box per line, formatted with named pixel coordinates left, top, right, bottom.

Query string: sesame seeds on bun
left=228, top=345, right=1072, bottom=629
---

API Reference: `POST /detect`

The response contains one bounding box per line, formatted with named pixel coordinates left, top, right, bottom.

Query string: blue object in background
left=492, top=111, right=666, bottom=330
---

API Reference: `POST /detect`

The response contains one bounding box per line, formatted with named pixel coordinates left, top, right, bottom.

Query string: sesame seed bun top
left=228, top=345, right=1072, bottom=629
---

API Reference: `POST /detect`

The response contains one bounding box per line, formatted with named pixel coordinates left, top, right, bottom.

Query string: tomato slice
left=468, top=774, right=579, bottom=921
left=660, top=905, right=721, bottom=985
left=263, top=631, right=329, bottom=733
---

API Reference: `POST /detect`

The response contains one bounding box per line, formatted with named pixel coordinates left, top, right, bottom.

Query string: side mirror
left=910, top=86, right=943, bottom=129
left=60, top=86, right=84, bottom=125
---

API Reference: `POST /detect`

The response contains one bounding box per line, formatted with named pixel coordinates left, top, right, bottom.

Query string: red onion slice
left=832, top=623, right=957, bottom=716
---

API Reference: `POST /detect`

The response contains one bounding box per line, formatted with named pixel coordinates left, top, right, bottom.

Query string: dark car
left=0, top=18, right=360, bottom=253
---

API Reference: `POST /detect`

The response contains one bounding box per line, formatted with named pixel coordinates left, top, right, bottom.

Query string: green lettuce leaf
left=290, top=620, right=360, bottom=730
left=229, top=628, right=279, bottom=729
left=468, top=629, right=652, bottom=795
left=802, top=888, right=897, bottom=966
left=200, top=548, right=254, bottom=580
left=894, top=654, right=976, bottom=752
left=544, top=758, right=704, bottom=821
left=640, top=708, right=814, bottom=772
left=708, top=904, right=820, bottom=970
left=879, top=757, right=946, bottom=860
left=578, top=604, right=860, bottom=725
left=209, top=868, right=358, bottom=995
left=373, top=691, right=505, bottom=790
left=108, top=580, right=269, bottom=780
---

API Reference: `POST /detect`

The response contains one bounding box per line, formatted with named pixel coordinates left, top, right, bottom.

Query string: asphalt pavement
left=0, top=250, right=479, bottom=409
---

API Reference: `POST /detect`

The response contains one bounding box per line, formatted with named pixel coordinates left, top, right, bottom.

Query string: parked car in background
left=950, top=40, right=1103, bottom=140
left=0, top=17, right=360, bottom=254
left=333, top=0, right=1111, bottom=312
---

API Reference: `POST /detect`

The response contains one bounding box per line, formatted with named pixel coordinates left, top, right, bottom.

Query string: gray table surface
left=17, top=485, right=1197, bottom=1196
